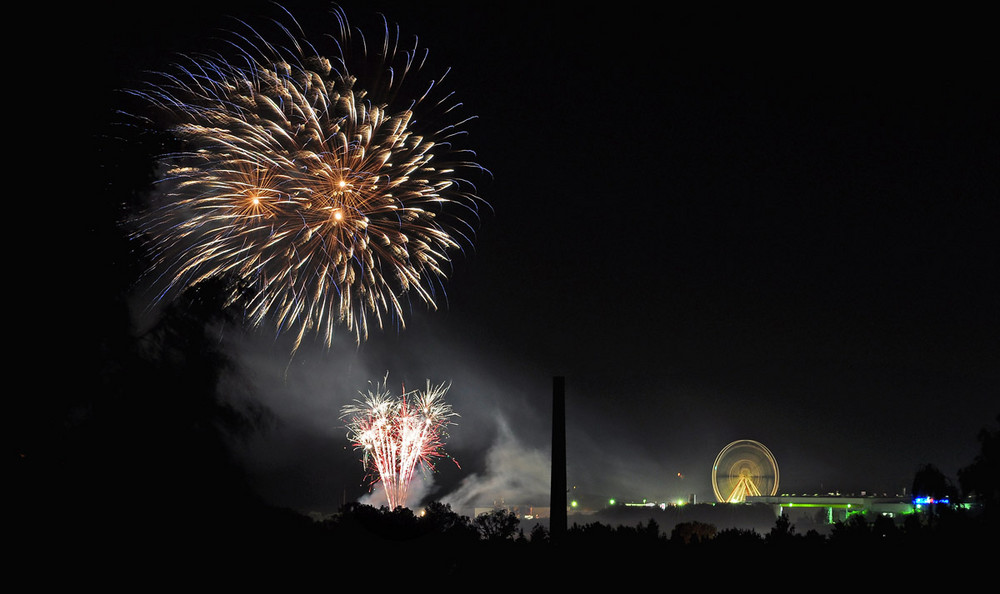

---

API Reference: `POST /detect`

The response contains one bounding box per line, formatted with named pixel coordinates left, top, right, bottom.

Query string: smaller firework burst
left=341, top=377, right=457, bottom=509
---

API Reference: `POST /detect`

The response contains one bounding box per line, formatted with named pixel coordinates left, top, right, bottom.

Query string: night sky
left=51, top=2, right=998, bottom=517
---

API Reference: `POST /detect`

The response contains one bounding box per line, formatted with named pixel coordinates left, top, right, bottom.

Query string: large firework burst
left=341, top=377, right=458, bottom=509
left=128, top=5, right=486, bottom=350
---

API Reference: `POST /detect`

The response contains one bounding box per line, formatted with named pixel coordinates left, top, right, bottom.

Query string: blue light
left=913, top=496, right=949, bottom=505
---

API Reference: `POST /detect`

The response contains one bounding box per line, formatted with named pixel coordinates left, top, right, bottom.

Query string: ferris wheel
left=712, top=439, right=779, bottom=503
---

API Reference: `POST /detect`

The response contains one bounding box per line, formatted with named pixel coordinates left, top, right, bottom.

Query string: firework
left=341, top=378, right=457, bottom=509
left=129, top=5, right=486, bottom=350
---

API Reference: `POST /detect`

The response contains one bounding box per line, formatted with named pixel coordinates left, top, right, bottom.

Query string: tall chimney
left=550, top=376, right=567, bottom=540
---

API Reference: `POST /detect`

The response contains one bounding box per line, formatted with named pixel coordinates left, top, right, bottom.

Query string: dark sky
left=64, top=2, right=997, bottom=515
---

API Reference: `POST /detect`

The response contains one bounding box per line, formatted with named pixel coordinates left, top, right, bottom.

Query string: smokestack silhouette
left=550, top=376, right=566, bottom=540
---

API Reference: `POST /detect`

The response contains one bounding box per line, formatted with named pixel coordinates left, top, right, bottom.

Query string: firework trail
left=341, top=377, right=457, bottom=509
left=128, top=4, right=486, bottom=351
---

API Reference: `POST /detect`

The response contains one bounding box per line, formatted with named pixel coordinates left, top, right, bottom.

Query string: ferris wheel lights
left=712, top=439, right=780, bottom=503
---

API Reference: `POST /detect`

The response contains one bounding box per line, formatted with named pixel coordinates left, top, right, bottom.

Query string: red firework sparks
left=341, top=378, right=457, bottom=509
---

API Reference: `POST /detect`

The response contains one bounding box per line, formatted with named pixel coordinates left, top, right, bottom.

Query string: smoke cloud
left=442, top=415, right=551, bottom=515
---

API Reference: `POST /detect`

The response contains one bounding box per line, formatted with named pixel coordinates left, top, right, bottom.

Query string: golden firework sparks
left=129, top=5, right=487, bottom=351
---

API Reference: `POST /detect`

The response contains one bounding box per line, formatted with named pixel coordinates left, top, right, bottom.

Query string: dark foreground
left=15, top=496, right=992, bottom=588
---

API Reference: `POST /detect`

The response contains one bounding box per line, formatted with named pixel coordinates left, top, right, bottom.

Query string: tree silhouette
left=829, top=513, right=872, bottom=546
left=474, top=508, right=521, bottom=541
left=912, top=463, right=955, bottom=500
left=958, top=414, right=999, bottom=526
left=528, top=522, right=549, bottom=544
left=420, top=501, right=479, bottom=547
left=670, top=520, right=717, bottom=545
left=764, top=513, right=796, bottom=546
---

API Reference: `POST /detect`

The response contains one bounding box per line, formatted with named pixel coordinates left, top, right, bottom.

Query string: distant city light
left=913, top=496, right=949, bottom=506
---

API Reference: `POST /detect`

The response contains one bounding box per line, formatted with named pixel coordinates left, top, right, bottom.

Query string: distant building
left=746, top=494, right=914, bottom=524
left=472, top=504, right=550, bottom=520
